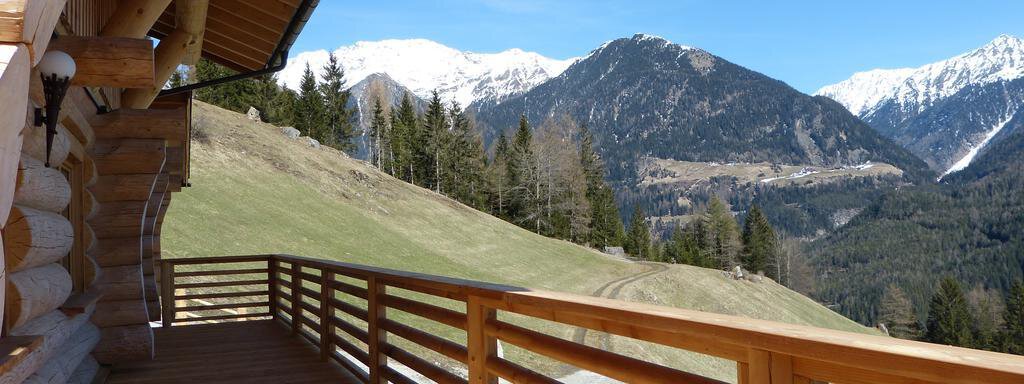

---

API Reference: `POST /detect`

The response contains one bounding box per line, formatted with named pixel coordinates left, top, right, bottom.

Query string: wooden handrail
left=158, top=254, right=1024, bottom=384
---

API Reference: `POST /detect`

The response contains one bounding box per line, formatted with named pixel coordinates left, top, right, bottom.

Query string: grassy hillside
left=164, top=101, right=874, bottom=382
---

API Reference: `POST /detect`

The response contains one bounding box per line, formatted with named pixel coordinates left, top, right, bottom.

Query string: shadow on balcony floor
left=107, top=320, right=362, bottom=383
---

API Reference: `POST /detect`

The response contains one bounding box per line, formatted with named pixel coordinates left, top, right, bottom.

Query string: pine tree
left=1003, top=281, right=1024, bottom=354
left=686, top=220, right=715, bottom=268
left=577, top=123, right=623, bottom=248
left=624, top=206, right=652, bottom=259
left=925, top=277, right=974, bottom=347
left=295, top=63, right=324, bottom=139
left=664, top=225, right=690, bottom=264
left=320, top=53, right=356, bottom=152
left=879, top=284, right=922, bottom=340
left=741, top=205, right=779, bottom=278
left=703, top=197, right=741, bottom=269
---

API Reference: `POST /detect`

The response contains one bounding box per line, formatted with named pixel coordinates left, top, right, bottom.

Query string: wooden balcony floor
left=107, top=320, right=362, bottom=384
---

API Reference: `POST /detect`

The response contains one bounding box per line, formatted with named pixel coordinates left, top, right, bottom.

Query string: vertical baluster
left=291, top=262, right=301, bottom=335
left=320, top=269, right=334, bottom=361
left=367, top=276, right=387, bottom=384
left=160, top=260, right=174, bottom=327
left=467, top=296, right=498, bottom=384
left=268, top=258, right=279, bottom=320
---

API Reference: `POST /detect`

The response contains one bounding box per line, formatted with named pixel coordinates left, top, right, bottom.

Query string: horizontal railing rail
left=159, top=255, right=1024, bottom=384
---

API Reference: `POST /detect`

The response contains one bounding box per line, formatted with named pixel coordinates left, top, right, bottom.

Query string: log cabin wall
left=1, top=1, right=188, bottom=382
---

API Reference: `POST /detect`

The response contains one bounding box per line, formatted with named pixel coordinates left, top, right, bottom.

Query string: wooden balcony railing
left=159, top=254, right=1024, bottom=384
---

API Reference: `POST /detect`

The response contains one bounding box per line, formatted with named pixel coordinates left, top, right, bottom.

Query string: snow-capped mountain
left=817, top=34, right=1024, bottom=174
left=818, top=34, right=1024, bottom=117
left=279, top=39, right=576, bottom=108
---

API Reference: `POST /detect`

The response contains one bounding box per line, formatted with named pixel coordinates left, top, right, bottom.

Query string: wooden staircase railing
left=158, top=255, right=1024, bottom=384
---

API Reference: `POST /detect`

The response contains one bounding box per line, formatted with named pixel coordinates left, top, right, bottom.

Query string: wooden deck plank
left=107, top=320, right=363, bottom=384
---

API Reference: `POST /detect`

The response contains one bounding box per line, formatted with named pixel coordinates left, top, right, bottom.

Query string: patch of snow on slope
left=942, top=110, right=1018, bottom=178
left=280, top=39, right=577, bottom=107
left=817, top=34, right=1024, bottom=116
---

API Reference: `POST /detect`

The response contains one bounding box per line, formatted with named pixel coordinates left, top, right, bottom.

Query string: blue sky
left=291, top=0, right=1024, bottom=93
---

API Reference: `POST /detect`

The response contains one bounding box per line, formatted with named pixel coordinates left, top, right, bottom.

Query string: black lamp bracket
left=34, top=73, right=71, bottom=167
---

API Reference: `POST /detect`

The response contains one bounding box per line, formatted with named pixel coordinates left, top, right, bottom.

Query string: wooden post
left=467, top=296, right=498, bottom=384
left=366, top=276, right=387, bottom=384
left=290, top=262, right=300, bottom=335
left=319, top=270, right=334, bottom=361
left=737, top=362, right=750, bottom=384
left=159, top=260, right=174, bottom=327
left=267, top=259, right=278, bottom=319
left=100, top=0, right=174, bottom=38
left=770, top=352, right=794, bottom=384
left=748, top=349, right=772, bottom=384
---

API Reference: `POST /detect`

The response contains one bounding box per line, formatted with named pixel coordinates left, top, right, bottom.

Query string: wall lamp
left=34, top=50, right=76, bottom=167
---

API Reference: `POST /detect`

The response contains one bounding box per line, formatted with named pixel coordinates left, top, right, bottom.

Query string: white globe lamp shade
left=38, top=50, right=76, bottom=79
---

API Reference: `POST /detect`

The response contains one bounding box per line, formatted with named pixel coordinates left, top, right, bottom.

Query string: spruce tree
left=446, top=102, right=486, bottom=208
left=320, top=53, right=356, bottom=152
left=624, top=206, right=652, bottom=259
left=1003, top=281, right=1024, bottom=354
left=295, top=63, right=324, bottom=139
left=879, top=284, right=922, bottom=340
left=419, top=90, right=447, bottom=189
left=925, top=277, right=974, bottom=347
left=508, top=115, right=538, bottom=230
left=577, top=123, right=624, bottom=248
left=391, top=93, right=418, bottom=183
left=741, top=205, right=779, bottom=278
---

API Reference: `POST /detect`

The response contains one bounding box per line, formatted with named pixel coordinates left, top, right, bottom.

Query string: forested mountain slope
left=163, top=101, right=872, bottom=382
left=475, top=34, right=931, bottom=236
left=476, top=34, right=931, bottom=182
left=809, top=113, right=1024, bottom=324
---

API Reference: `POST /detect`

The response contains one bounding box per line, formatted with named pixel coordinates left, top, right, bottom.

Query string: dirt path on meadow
left=570, top=261, right=669, bottom=346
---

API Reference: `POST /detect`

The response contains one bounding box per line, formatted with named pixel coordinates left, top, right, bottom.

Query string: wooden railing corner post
left=319, top=269, right=334, bottom=361
left=160, top=260, right=175, bottom=327
left=268, top=257, right=279, bottom=320
left=367, top=276, right=387, bottom=384
left=290, top=262, right=301, bottom=336
left=467, top=296, right=498, bottom=384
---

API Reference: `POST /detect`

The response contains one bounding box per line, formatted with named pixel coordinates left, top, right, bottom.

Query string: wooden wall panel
left=63, top=0, right=118, bottom=37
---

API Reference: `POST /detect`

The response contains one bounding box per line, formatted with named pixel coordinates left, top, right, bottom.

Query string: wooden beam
left=0, top=43, right=30, bottom=225
left=121, top=28, right=195, bottom=109
left=47, top=36, right=155, bottom=88
left=0, top=0, right=66, bottom=64
left=99, top=0, right=173, bottom=39
left=175, top=0, right=209, bottom=66
left=90, top=107, right=187, bottom=142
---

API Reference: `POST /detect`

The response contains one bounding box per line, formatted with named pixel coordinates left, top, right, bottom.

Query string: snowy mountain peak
left=817, top=34, right=1024, bottom=116
left=279, top=39, right=577, bottom=108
